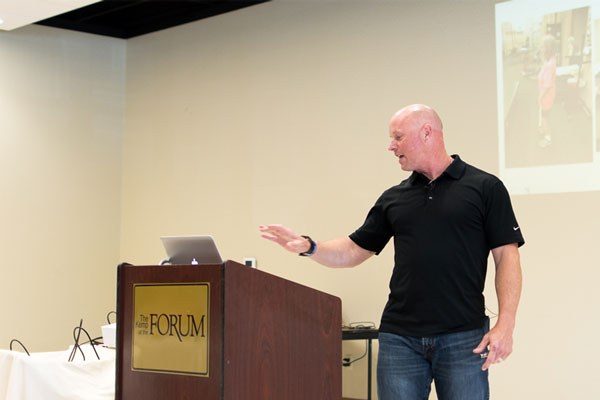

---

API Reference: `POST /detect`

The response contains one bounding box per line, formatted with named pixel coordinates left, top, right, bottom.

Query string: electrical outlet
left=243, top=257, right=257, bottom=268
left=342, top=356, right=353, bottom=369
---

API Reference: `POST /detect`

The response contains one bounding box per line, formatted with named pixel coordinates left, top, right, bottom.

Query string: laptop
left=160, top=235, right=223, bottom=265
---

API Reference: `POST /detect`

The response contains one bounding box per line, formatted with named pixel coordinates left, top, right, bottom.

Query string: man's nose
left=388, top=140, right=396, bottom=151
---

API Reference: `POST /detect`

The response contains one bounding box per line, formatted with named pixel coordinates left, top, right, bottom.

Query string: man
left=259, top=104, right=523, bottom=400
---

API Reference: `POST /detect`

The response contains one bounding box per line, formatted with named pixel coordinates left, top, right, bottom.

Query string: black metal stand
left=342, top=328, right=379, bottom=400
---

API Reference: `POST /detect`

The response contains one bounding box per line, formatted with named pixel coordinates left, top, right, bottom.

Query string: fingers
left=473, top=334, right=489, bottom=354
left=259, top=224, right=282, bottom=235
left=482, top=348, right=510, bottom=370
left=476, top=334, right=511, bottom=371
left=259, top=225, right=308, bottom=253
left=259, top=224, right=301, bottom=243
left=259, top=224, right=286, bottom=232
left=481, top=349, right=496, bottom=371
left=473, top=333, right=499, bottom=371
left=260, top=232, right=291, bottom=249
left=260, top=233, right=278, bottom=241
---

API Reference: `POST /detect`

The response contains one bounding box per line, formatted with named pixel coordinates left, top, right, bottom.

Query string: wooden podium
left=116, top=261, right=342, bottom=400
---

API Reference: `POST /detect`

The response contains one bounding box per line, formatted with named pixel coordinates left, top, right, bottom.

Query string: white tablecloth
left=0, top=345, right=115, bottom=400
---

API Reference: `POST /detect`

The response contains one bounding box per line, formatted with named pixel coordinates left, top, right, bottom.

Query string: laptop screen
left=160, top=235, right=223, bottom=265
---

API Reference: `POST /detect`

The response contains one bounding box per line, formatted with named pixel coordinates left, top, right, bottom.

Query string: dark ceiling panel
left=36, top=0, right=270, bottom=39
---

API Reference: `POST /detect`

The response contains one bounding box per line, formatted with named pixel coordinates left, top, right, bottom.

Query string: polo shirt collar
left=408, top=154, right=466, bottom=185
left=444, top=154, right=466, bottom=180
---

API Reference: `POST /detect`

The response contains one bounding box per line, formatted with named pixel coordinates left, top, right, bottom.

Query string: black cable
left=486, top=306, right=498, bottom=319
left=90, top=336, right=104, bottom=346
left=68, top=320, right=85, bottom=362
left=75, top=327, right=100, bottom=360
left=77, top=336, right=104, bottom=346
left=342, top=339, right=368, bottom=366
left=9, top=339, right=30, bottom=356
left=106, top=311, right=117, bottom=325
left=67, top=319, right=100, bottom=362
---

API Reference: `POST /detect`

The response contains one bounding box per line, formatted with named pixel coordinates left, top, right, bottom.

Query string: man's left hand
left=472, top=322, right=514, bottom=371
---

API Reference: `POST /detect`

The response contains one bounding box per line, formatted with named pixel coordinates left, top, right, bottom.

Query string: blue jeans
left=377, top=319, right=490, bottom=400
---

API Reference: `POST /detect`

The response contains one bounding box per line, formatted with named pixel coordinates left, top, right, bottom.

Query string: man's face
left=388, top=117, right=424, bottom=172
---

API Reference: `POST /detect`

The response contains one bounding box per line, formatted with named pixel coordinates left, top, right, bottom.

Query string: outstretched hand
left=259, top=224, right=311, bottom=254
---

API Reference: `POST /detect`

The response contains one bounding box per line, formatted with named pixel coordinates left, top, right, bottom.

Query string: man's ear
left=421, top=124, right=432, bottom=141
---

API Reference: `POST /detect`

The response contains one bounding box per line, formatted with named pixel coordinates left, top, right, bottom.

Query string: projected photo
left=497, top=0, right=600, bottom=194
left=501, top=6, right=592, bottom=168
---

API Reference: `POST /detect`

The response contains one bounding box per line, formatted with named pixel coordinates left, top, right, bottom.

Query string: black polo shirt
left=349, top=155, right=524, bottom=337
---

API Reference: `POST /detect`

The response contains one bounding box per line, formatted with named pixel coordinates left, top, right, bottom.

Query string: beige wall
left=0, top=26, right=125, bottom=350
left=1, top=0, right=599, bottom=399
left=122, top=1, right=599, bottom=399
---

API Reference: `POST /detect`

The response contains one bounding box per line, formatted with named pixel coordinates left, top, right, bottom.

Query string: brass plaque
left=132, top=283, right=209, bottom=376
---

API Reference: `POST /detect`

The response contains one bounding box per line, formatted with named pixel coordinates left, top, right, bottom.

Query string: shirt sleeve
left=349, top=194, right=393, bottom=255
left=484, top=181, right=525, bottom=249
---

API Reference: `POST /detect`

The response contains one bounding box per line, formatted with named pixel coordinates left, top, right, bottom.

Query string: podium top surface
left=118, top=260, right=341, bottom=302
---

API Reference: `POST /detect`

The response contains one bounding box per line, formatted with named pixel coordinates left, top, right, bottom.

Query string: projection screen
left=496, top=0, right=600, bottom=194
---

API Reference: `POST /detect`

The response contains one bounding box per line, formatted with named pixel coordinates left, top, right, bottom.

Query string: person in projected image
left=259, top=104, right=524, bottom=400
left=538, top=34, right=557, bottom=148
left=566, top=35, right=580, bottom=65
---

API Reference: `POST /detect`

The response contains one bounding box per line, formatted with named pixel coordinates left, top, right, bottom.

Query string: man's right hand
left=258, top=224, right=311, bottom=254
left=259, top=224, right=374, bottom=268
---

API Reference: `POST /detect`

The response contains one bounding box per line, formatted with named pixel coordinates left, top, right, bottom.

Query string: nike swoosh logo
left=513, top=226, right=520, bottom=231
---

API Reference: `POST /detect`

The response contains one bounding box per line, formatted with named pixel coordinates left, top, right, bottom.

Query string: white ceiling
left=0, top=0, right=99, bottom=31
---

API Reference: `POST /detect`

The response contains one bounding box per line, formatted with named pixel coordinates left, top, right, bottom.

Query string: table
left=342, top=328, right=379, bottom=400
left=0, top=344, right=115, bottom=400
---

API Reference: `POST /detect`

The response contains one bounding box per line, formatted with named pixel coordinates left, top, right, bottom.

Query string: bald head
left=387, top=104, right=451, bottom=178
left=390, top=104, right=443, bottom=132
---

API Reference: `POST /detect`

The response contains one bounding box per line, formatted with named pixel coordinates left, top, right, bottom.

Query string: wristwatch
left=298, top=235, right=317, bottom=257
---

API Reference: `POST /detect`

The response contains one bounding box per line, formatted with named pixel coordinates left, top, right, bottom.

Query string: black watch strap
left=299, top=235, right=317, bottom=257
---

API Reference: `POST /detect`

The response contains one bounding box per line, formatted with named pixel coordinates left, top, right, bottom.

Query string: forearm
left=495, top=250, right=522, bottom=329
left=259, top=224, right=373, bottom=268
left=311, top=237, right=373, bottom=268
